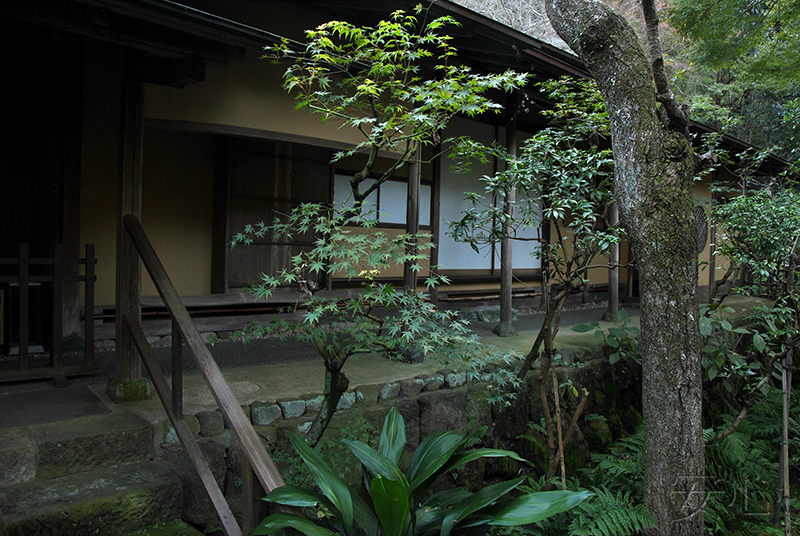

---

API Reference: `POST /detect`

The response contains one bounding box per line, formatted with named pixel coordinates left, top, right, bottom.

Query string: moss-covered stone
left=124, top=521, right=204, bottom=536
left=29, top=413, right=153, bottom=479
left=0, top=428, right=36, bottom=486
left=584, top=419, right=613, bottom=451
left=0, top=461, right=181, bottom=535
left=513, top=433, right=547, bottom=476
left=106, top=377, right=153, bottom=402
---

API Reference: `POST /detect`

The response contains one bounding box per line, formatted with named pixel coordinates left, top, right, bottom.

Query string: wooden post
left=172, top=319, right=183, bottom=420
left=241, top=457, right=266, bottom=534
left=19, top=243, right=30, bottom=370
left=114, top=82, right=145, bottom=385
left=604, top=204, right=620, bottom=321
left=494, top=121, right=517, bottom=337
left=84, top=244, right=96, bottom=368
left=52, top=244, right=64, bottom=372
left=404, top=143, right=421, bottom=291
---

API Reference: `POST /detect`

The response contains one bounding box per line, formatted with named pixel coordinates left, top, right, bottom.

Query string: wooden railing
left=122, top=214, right=286, bottom=536
left=0, top=243, right=99, bottom=382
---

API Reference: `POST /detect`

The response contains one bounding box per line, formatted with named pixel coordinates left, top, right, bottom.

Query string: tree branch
left=641, top=0, right=688, bottom=131
left=707, top=351, right=782, bottom=444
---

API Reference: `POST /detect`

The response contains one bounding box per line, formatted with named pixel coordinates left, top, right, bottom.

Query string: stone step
left=0, top=413, right=154, bottom=487
left=0, top=460, right=183, bottom=535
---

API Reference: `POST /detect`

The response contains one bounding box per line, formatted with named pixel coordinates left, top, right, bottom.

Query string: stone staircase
left=0, top=413, right=187, bottom=535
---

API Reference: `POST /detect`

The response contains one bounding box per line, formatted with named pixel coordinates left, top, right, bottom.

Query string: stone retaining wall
left=154, top=355, right=642, bottom=531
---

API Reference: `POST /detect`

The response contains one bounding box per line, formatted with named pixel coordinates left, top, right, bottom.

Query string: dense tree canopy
left=668, top=0, right=800, bottom=90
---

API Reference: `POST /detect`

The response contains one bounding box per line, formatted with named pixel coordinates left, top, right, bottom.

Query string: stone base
left=106, top=377, right=153, bottom=403
left=493, top=322, right=518, bottom=338
left=602, top=310, right=620, bottom=323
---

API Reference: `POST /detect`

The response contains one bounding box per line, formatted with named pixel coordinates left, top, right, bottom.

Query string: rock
left=356, top=384, right=381, bottom=406
left=278, top=399, right=306, bottom=419
left=379, top=383, right=401, bottom=401
left=493, top=322, right=518, bottom=337
left=337, top=392, right=356, bottom=410
left=163, top=440, right=227, bottom=529
left=400, top=345, right=425, bottom=364
left=196, top=411, right=225, bottom=437
left=0, top=461, right=182, bottom=535
left=251, top=403, right=283, bottom=426
left=420, top=374, right=444, bottom=392
left=29, top=413, right=153, bottom=479
left=418, top=389, right=468, bottom=437
left=401, top=378, right=425, bottom=398
left=94, top=339, right=116, bottom=352
left=0, top=428, right=36, bottom=486
left=305, top=395, right=324, bottom=412
left=163, top=414, right=200, bottom=444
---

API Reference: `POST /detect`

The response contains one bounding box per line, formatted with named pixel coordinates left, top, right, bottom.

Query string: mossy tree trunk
left=546, top=1, right=704, bottom=534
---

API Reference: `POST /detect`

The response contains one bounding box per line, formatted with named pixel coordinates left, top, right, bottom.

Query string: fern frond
left=567, top=487, right=655, bottom=536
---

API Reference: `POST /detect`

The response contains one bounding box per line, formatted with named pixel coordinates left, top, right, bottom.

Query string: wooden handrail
left=122, top=214, right=287, bottom=535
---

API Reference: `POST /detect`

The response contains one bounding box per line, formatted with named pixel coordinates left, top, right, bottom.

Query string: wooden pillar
left=494, top=121, right=517, bottom=337
left=604, top=203, right=620, bottom=321
left=403, top=143, right=421, bottom=291
left=114, top=82, right=144, bottom=386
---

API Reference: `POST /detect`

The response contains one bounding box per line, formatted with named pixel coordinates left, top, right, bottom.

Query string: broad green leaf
left=708, top=365, right=718, bottom=381
left=249, top=513, right=337, bottom=536
left=571, top=323, right=596, bottom=333
left=263, top=485, right=332, bottom=509
left=439, top=477, right=526, bottom=536
left=287, top=432, right=354, bottom=535
left=482, top=489, right=591, bottom=526
left=699, top=316, right=713, bottom=336
left=617, top=309, right=629, bottom=322
left=609, top=352, right=620, bottom=364
left=608, top=327, right=627, bottom=339
left=371, top=476, right=410, bottom=536
left=352, top=489, right=381, bottom=536
left=435, top=448, right=528, bottom=477
left=407, top=431, right=467, bottom=494
left=341, top=439, right=410, bottom=491
left=753, top=332, right=767, bottom=353
left=378, top=406, right=406, bottom=464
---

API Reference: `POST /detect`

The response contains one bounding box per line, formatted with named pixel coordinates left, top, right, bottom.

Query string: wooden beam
left=495, top=120, right=517, bottom=336
left=115, top=82, right=144, bottom=383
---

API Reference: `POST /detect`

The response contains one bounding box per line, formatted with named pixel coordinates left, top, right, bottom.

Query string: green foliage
left=570, top=309, right=640, bottom=365
left=587, top=431, right=646, bottom=498
left=449, top=78, right=617, bottom=286
left=565, top=488, right=656, bottom=536
left=667, top=0, right=800, bottom=90
left=265, top=7, right=526, bottom=214
left=703, top=417, right=778, bottom=534
left=251, top=407, right=590, bottom=536
left=715, top=188, right=800, bottom=298
left=233, top=205, right=464, bottom=361
left=233, top=203, right=522, bottom=443
left=272, top=416, right=380, bottom=490
left=507, top=433, right=653, bottom=536
left=698, top=302, right=756, bottom=383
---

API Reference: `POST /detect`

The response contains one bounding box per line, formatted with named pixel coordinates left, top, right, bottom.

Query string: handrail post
left=242, top=456, right=266, bottom=534
left=172, top=319, right=183, bottom=420
left=53, top=244, right=64, bottom=373
left=85, top=244, right=96, bottom=368
left=19, top=243, right=29, bottom=370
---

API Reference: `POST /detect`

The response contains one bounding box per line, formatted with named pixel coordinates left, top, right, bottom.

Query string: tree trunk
left=546, top=1, right=705, bottom=534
